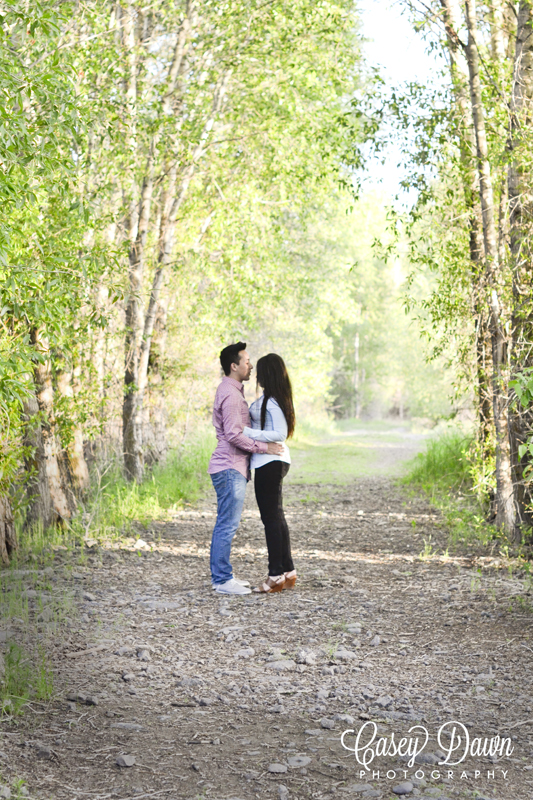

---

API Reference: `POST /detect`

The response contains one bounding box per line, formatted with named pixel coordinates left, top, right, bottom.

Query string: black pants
left=254, top=460, right=294, bottom=577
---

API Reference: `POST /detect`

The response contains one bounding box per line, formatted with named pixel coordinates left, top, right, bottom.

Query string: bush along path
left=1, top=454, right=533, bottom=799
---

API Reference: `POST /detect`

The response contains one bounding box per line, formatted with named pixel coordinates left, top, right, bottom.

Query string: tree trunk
left=56, top=368, right=90, bottom=493
left=120, top=0, right=144, bottom=482
left=440, top=0, right=493, bottom=480
left=122, top=6, right=194, bottom=482
left=22, top=393, right=53, bottom=529
left=464, top=0, right=517, bottom=535
left=0, top=495, right=15, bottom=566
left=489, top=0, right=508, bottom=62
left=508, top=0, right=533, bottom=531
left=93, top=280, right=109, bottom=411
left=353, top=330, right=360, bottom=419
left=31, top=329, right=74, bottom=522
left=123, top=68, right=230, bottom=480
left=144, top=293, right=171, bottom=465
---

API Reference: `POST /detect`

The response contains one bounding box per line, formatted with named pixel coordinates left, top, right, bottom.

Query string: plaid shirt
left=208, top=376, right=268, bottom=480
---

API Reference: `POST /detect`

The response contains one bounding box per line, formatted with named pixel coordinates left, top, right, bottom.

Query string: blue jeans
left=210, top=469, right=248, bottom=584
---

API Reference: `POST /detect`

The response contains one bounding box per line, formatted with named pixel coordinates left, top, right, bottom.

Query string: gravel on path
left=1, top=445, right=532, bottom=800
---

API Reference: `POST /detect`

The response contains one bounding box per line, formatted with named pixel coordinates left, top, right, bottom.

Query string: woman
left=243, top=353, right=296, bottom=593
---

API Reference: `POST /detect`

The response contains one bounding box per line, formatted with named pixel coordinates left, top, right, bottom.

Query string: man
left=208, top=342, right=283, bottom=594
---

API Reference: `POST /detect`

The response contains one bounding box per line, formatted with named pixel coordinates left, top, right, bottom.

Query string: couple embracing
left=208, top=342, right=296, bottom=595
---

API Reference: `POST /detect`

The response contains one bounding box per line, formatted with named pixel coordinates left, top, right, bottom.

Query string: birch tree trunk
left=94, top=182, right=121, bottom=416
left=489, top=0, right=509, bottom=62
left=93, top=280, right=110, bottom=413
left=123, top=172, right=152, bottom=482
left=440, top=0, right=493, bottom=466
left=122, top=4, right=194, bottom=481
left=144, top=293, right=170, bottom=464
left=353, top=331, right=361, bottom=419
left=22, top=393, right=53, bottom=529
left=30, top=329, right=74, bottom=523
left=56, top=367, right=90, bottom=493
left=508, top=0, right=533, bottom=530
left=121, top=0, right=144, bottom=482
left=122, top=65, right=229, bottom=480
left=464, top=0, right=517, bottom=535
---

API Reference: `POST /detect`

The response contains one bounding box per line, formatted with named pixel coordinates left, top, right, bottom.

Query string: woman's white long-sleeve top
left=244, top=396, right=291, bottom=469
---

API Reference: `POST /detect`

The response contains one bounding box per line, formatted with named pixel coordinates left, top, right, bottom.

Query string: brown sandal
left=253, top=575, right=286, bottom=593
left=284, top=570, right=297, bottom=589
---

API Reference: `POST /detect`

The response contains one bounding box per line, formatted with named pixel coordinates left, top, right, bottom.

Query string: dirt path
left=2, top=428, right=533, bottom=800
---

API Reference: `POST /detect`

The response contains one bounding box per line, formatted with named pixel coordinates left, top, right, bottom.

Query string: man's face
left=231, top=350, right=253, bottom=382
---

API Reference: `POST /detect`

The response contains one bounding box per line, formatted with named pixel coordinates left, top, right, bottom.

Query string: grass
left=289, top=438, right=378, bottom=485
left=0, top=565, right=56, bottom=717
left=292, top=413, right=337, bottom=442
left=402, top=428, right=499, bottom=549
left=83, top=429, right=214, bottom=536
left=403, top=429, right=473, bottom=497
left=1, top=641, right=53, bottom=715
left=289, top=418, right=410, bottom=486
left=0, top=563, right=64, bottom=716
left=14, top=429, right=215, bottom=556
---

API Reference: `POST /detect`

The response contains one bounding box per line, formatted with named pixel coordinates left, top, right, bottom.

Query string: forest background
left=2, top=0, right=533, bottom=560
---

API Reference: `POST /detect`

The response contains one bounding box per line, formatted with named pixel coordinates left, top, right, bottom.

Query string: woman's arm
left=243, top=426, right=284, bottom=442
left=244, top=400, right=288, bottom=442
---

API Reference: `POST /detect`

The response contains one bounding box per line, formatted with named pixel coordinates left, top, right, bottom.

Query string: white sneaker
left=213, top=578, right=252, bottom=595
left=211, top=577, right=250, bottom=590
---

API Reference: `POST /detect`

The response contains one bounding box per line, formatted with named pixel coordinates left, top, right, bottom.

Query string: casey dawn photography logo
left=340, top=720, right=513, bottom=782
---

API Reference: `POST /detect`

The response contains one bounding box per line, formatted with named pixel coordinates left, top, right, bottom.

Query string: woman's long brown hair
left=256, top=353, right=295, bottom=438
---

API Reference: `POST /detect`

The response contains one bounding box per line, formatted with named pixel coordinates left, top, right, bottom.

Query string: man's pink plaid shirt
left=208, top=376, right=268, bottom=480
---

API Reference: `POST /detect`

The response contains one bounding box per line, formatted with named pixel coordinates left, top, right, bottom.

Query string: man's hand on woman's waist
left=267, top=442, right=284, bottom=455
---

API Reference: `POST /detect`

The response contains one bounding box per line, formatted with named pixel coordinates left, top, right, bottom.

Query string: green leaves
left=518, top=443, right=533, bottom=461
left=509, top=372, right=533, bottom=473
left=0, top=0, right=374, bottom=498
left=0, top=0, right=113, bottom=496
left=509, top=370, right=533, bottom=410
